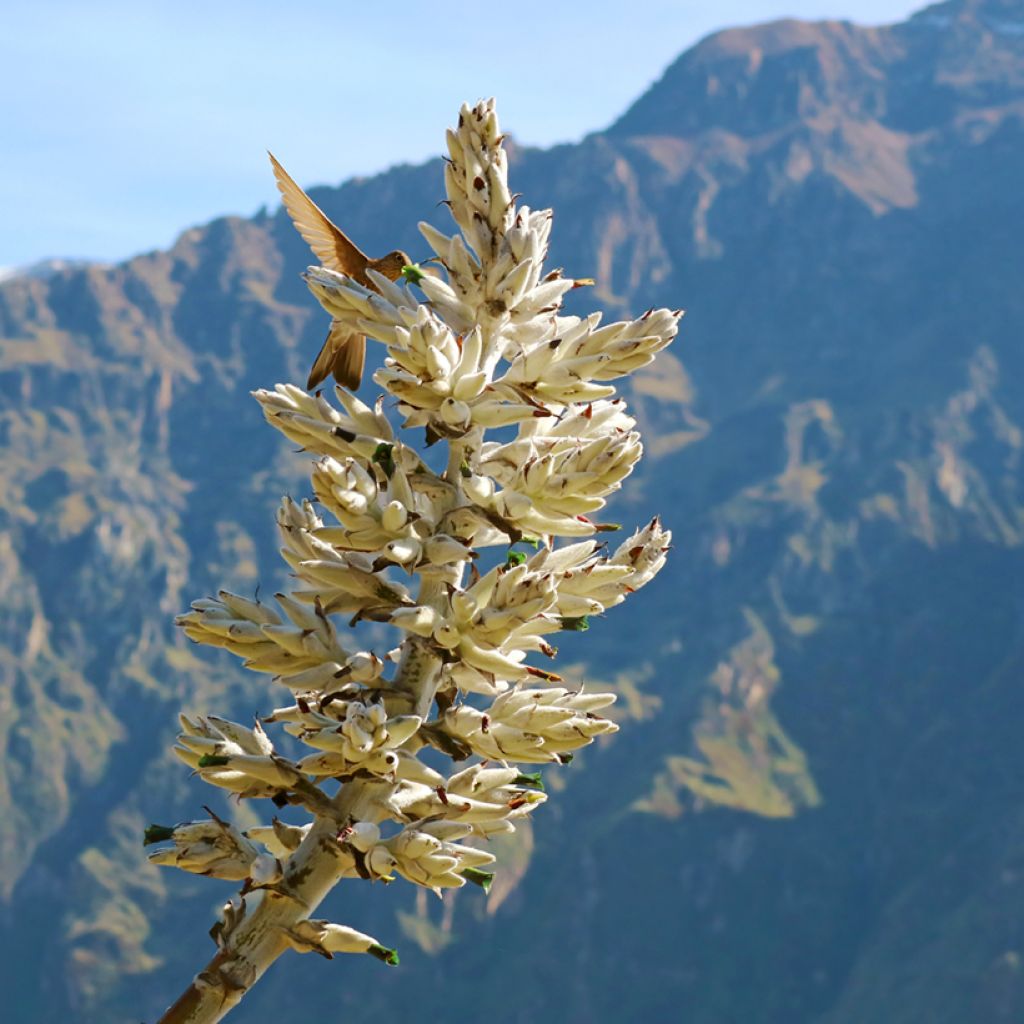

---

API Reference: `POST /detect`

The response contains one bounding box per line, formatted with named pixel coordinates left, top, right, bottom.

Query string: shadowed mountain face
left=1, top=1, right=1023, bottom=1020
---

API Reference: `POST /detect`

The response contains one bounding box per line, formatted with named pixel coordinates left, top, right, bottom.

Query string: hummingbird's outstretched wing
left=308, top=324, right=365, bottom=391
left=268, top=152, right=368, bottom=277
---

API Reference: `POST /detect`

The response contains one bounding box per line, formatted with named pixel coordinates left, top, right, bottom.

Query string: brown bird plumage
left=269, top=152, right=411, bottom=390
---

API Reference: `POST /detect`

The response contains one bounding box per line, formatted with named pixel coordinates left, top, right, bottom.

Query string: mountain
left=1, top=0, right=1022, bottom=1020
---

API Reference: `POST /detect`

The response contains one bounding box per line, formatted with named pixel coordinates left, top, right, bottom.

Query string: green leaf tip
left=369, top=943, right=400, bottom=966
left=401, top=263, right=426, bottom=285
left=506, top=550, right=527, bottom=568
left=372, top=443, right=396, bottom=478
left=514, top=772, right=545, bottom=791
left=461, top=867, right=494, bottom=892
left=197, top=754, right=231, bottom=768
left=559, top=615, right=590, bottom=632
left=143, top=824, right=175, bottom=846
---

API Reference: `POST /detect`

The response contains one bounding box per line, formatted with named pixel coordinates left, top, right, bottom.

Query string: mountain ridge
left=1, top=3, right=1023, bottom=1021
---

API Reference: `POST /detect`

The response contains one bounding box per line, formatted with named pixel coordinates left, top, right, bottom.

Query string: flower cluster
left=149, top=99, right=677, bottom=1023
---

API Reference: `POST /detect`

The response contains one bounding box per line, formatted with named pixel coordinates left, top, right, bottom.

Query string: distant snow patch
left=0, top=259, right=100, bottom=284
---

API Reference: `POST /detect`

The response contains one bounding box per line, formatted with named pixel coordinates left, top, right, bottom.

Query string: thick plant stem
left=155, top=793, right=372, bottom=1023
left=156, top=646, right=442, bottom=1024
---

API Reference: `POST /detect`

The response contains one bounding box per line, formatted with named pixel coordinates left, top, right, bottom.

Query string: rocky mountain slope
left=0, top=0, right=1022, bottom=1020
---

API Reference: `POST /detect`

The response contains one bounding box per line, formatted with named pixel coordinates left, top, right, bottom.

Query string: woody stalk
left=149, top=99, right=679, bottom=1023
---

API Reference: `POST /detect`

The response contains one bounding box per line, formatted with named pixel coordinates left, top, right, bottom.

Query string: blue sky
left=1, top=0, right=924, bottom=270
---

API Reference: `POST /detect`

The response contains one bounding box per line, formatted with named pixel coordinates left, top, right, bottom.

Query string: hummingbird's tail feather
left=307, top=322, right=365, bottom=391
left=331, top=332, right=366, bottom=391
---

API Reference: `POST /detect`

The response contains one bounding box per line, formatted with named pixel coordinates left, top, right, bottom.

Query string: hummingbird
left=269, top=152, right=411, bottom=390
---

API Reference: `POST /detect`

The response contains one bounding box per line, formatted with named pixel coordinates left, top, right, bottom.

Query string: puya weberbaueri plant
left=148, top=99, right=679, bottom=1024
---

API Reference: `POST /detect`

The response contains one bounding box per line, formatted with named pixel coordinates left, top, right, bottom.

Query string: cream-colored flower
left=440, top=686, right=618, bottom=763
left=146, top=813, right=262, bottom=882
left=279, top=919, right=398, bottom=964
